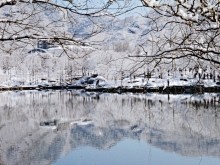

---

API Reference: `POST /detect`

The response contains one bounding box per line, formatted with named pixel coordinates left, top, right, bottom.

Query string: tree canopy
left=139, top=0, right=220, bottom=68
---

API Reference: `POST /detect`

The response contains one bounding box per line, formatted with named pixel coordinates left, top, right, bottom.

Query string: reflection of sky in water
left=53, top=139, right=219, bottom=165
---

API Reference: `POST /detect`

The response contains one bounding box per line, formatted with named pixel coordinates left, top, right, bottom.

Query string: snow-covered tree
left=138, top=0, right=220, bottom=68
left=0, top=0, right=137, bottom=83
left=2, top=0, right=220, bottom=79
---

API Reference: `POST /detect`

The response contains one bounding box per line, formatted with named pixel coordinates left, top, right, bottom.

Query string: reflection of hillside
left=145, top=126, right=220, bottom=157
left=0, top=91, right=220, bottom=164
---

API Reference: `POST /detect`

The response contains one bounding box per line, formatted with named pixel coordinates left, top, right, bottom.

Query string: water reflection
left=0, top=90, right=220, bottom=165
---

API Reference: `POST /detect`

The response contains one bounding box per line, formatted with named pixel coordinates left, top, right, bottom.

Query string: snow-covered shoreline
left=1, top=75, right=220, bottom=94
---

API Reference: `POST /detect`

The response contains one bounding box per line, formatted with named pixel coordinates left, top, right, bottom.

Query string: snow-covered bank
left=0, top=75, right=220, bottom=94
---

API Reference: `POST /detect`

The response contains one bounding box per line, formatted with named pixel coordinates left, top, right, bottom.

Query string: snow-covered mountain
left=71, top=15, right=151, bottom=51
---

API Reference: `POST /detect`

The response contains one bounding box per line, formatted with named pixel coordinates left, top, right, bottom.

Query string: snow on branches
left=139, top=0, right=220, bottom=66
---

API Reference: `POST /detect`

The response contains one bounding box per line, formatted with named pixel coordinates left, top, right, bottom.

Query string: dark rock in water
left=83, top=119, right=92, bottom=122
left=91, top=74, right=98, bottom=78
left=216, top=82, right=220, bottom=85
left=130, top=125, right=142, bottom=134
left=40, top=119, right=58, bottom=126
left=130, top=125, right=138, bottom=130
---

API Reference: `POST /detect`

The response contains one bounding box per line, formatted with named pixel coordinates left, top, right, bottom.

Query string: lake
left=0, top=90, right=220, bottom=165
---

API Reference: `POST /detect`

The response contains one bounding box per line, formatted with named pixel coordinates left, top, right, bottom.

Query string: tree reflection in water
left=0, top=91, right=219, bottom=165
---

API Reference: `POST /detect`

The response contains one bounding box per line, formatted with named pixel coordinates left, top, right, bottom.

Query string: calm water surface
left=0, top=90, right=220, bottom=165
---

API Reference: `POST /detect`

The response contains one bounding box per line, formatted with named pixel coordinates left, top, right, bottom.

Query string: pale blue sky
left=54, top=0, right=148, bottom=17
